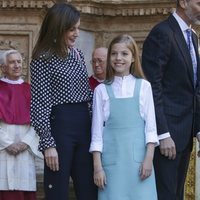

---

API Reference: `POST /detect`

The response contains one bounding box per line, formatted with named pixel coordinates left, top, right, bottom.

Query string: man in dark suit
left=142, top=0, right=200, bottom=199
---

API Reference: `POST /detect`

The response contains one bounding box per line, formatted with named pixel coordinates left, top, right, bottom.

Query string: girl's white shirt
left=90, top=74, right=159, bottom=153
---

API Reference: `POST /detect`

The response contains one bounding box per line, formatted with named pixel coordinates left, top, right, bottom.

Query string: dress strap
left=104, top=84, right=115, bottom=98
left=133, top=78, right=142, bottom=100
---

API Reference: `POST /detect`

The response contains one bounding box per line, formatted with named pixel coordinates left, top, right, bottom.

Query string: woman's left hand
left=44, top=147, right=59, bottom=171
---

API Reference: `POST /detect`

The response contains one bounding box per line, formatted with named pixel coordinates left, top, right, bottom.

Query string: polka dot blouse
left=30, top=48, right=92, bottom=152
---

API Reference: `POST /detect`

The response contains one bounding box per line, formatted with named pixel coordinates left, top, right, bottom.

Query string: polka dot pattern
left=30, top=48, right=92, bottom=151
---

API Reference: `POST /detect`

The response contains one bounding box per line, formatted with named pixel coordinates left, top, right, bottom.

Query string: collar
left=114, top=74, right=133, bottom=81
left=173, top=11, right=191, bottom=32
left=1, top=77, right=24, bottom=84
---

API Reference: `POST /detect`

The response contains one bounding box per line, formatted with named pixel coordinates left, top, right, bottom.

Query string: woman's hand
left=44, top=147, right=59, bottom=171
left=94, top=168, right=106, bottom=189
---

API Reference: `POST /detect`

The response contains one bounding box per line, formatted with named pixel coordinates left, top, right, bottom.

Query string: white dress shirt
left=90, top=75, right=159, bottom=152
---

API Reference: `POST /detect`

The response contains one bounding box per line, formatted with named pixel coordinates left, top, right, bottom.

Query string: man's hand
left=159, top=137, right=176, bottom=160
left=6, top=143, right=20, bottom=155
left=197, top=134, right=200, bottom=157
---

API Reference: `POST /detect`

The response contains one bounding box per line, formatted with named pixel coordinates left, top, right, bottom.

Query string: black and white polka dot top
left=30, top=48, right=92, bottom=152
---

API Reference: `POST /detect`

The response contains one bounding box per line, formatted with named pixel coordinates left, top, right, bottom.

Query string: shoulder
left=148, top=16, right=173, bottom=38
left=22, top=82, right=30, bottom=88
left=72, top=47, right=84, bottom=57
left=134, top=78, right=151, bottom=91
left=140, top=79, right=151, bottom=87
left=94, top=83, right=106, bottom=94
left=93, top=83, right=109, bottom=102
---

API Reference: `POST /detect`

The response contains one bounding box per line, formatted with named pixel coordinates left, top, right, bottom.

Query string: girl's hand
left=139, top=156, right=153, bottom=180
left=44, top=147, right=59, bottom=171
left=94, top=168, right=107, bottom=189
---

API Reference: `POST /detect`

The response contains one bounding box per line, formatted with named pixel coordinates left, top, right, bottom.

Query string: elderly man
left=142, top=0, right=200, bottom=199
left=0, top=49, right=42, bottom=200
left=89, top=47, right=108, bottom=90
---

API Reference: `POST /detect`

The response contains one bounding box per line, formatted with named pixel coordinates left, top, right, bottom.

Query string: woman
left=30, top=3, right=97, bottom=200
left=0, top=49, right=42, bottom=200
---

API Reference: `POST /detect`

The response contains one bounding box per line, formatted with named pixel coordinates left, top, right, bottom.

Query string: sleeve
left=142, top=26, right=171, bottom=136
left=140, top=80, right=159, bottom=146
left=0, top=126, right=13, bottom=150
left=30, top=57, right=56, bottom=152
left=21, top=126, right=43, bottom=159
left=89, top=86, right=104, bottom=152
left=77, top=48, right=93, bottom=108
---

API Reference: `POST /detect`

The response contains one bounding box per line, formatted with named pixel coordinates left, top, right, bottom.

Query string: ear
left=179, top=0, right=188, bottom=9
left=1, top=65, right=6, bottom=73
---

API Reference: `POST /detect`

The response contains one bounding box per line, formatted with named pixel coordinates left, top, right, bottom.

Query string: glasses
left=90, top=59, right=105, bottom=65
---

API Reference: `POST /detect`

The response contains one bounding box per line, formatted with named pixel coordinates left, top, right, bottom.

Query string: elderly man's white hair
left=0, top=49, right=22, bottom=66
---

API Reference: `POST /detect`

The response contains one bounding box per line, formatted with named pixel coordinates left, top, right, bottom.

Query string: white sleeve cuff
left=158, top=132, right=171, bottom=140
left=89, top=143, right=103, bottom=153
left=145, top=131, right=159, bottom=147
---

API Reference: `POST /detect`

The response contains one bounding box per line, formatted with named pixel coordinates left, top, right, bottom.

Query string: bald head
left=91, top=47, right=108, bottom=80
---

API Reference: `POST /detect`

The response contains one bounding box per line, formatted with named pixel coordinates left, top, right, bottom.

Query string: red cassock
left=0, top=80, right=36, bottom=200
left=0, top=80, right=31, bottom=124
left=89, top=76, right=101, bottom=91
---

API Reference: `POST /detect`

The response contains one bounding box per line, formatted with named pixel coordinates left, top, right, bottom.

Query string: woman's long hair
left=105, top=34, right=145, bottom=84
left=32, top=3, right=80, bottom=59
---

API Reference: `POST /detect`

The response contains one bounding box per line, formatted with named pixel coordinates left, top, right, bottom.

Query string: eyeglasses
left=90, top=59, right=105, bottom=65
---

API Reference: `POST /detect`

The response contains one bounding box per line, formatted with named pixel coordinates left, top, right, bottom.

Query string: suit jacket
left=142, top=14, right=200, bottom=152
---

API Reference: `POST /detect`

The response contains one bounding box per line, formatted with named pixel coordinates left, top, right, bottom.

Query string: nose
left=14, top=61, right=21, bottom=69
left=116, top=53, right=122, bottom=60
left=94, top=61, right=100, bottom=67
left=74, top=28, right=79, bottom=37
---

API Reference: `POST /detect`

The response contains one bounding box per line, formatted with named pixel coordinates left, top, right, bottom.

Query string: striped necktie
left=186, top=29, right=197, bottom=86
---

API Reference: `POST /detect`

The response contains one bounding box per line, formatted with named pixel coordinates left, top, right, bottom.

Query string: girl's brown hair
left=105, top=34, right=145, bottom=84
left=32, top=3, right=80, bottom=59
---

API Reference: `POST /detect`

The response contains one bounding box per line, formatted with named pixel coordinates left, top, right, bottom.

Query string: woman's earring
left=54, top=39, right=56, bottom=43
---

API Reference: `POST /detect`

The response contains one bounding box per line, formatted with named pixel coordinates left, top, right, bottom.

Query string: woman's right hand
left=44, top=147, right=59, bottom=171
left=94, top=168, right=106, bottom=189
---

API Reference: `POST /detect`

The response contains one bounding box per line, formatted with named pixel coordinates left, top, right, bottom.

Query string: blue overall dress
left=99, top=79, right=157, bottom=200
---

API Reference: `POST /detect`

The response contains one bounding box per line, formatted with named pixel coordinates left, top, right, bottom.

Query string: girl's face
left=110, top=42, right=134, bottom=77
left=64, top=19, right=80, bottom=47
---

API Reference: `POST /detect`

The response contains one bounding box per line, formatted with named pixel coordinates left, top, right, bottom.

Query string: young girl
left=90, top=34, right=159, bottom=200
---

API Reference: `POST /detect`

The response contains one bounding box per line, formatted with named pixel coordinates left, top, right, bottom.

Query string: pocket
left=101, top=142, right=116, bottom=166
left=133, top=139, right=145, bottom=163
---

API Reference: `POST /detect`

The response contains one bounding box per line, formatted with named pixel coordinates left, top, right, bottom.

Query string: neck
left=176, top=8, right=192, bottom=26
left=95, top=74, right=105, bottom=81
